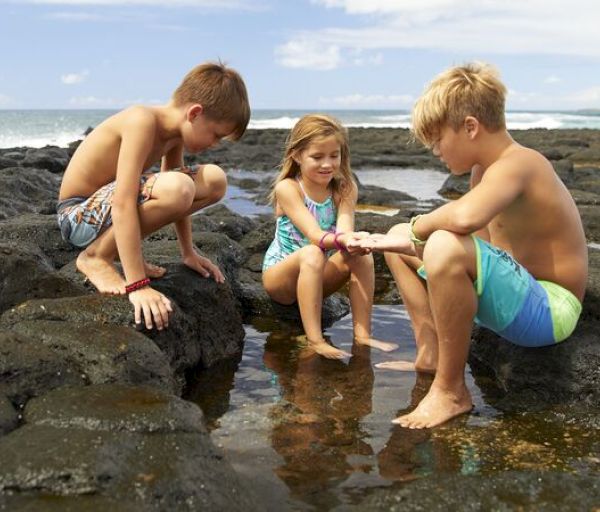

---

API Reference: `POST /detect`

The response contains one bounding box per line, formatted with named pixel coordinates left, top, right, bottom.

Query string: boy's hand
left=182, top=250, right=225, bottom=283
left=357, top=233, right=415, bottom=254
left=129, top=286, right=173, bottom=330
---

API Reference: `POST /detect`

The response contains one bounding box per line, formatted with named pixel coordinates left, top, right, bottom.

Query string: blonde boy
left=353, top=62, right=588, bottom=428
left=58, top=62, right=250, bottom=330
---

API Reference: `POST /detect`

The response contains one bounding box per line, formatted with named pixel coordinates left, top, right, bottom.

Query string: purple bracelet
left=333, top=232, right=346, bottom=251
left=318, top=232, right=333, bottom=252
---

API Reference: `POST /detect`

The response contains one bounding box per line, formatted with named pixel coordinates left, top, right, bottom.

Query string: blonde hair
left=172, top=61, right=250, bottom=140
left=412, top=62, right=507, bottom=147
left=269, top=114, right=354, bottom=205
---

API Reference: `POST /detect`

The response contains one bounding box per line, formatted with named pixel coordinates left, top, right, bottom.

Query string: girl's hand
left=343, top=231, right=372, bottom=255
left=182, top=250, right=226, bottom=283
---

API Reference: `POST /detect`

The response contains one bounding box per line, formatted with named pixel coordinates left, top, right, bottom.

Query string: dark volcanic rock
left=0, top=386, right=262, bottom=510
left=0, top=214, right=78, bottom=269
left=0, top=241, right=86, bottom=314
left=0, top=395, right=18, bottom=436
left=21, top=147, right=70, bottom=174
left=0, top=167, right=61, bottom=220
left=3, top=318, right=177, bottom=394
left=0, top=331, right=85, bottom=408
left=24, top=384, right=205, bottom=434
left=347, top=471, right=600, bottom=511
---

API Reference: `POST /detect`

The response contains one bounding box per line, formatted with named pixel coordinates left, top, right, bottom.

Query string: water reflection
left=264, top=337, right=374, bottom=505
left=186, top=305, right=600, bottom=510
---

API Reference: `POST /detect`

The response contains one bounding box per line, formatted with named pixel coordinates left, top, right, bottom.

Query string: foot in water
left=300, top=336, right=351, bottom=360
left=375, top=360, right=418, bottom=371
left=354, top=337, right=398, bottom=352
left=77, top=252, right=126, bottom=294
left=392, top=384, right=473, bottom=429
left=144, top=261, right=166, bottom=279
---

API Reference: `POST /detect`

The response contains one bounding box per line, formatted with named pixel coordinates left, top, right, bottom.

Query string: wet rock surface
left=0, top=127, right=599, bottom=509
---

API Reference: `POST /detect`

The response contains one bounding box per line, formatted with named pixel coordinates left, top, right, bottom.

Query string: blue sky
left=1, top=0, right=599, bottom=110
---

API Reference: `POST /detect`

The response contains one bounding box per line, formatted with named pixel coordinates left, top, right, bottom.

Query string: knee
left=202, top=164, right=227, bottom=205
left=387, top=222, right=409, bottom=237
left=422, top=230, right=466, bottom=275
left=298, top=244, right=327, bottom=271
left=161, top=173, right=196, bottom=211
left=348, top=251, right=374, bottom=270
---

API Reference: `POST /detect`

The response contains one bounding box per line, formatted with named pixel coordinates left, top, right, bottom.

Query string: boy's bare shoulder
left=113, top=105, right=158, bottom=132
left=484, top=144, right=550, bottom=180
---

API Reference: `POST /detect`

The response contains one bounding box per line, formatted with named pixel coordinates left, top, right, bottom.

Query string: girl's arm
left=275, top=179, right=339, bottom=249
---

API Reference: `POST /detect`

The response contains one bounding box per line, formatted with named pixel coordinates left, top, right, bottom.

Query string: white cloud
left=544, top=75, right=561, bottom=84
left=319, top=93, right=413, bottom=108
left=21, top=0, right=257, bottom=7
left=275, top=40, right=341, bottom=70
left=69, top=95, right=162, bottom=107
left=61, top=69, right=89, bottom=85
left=284, top=1, right=600, bottom=70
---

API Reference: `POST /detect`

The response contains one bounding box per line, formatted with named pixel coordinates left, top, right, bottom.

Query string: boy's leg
left=380, top=223, right=438, bottom=372
left=185, top=164, right=227, bottom=214
left=263, top=245, right=351, bottom=359
left=77, top=172, right=197, bottom=293
left=394, top=230, right=477, bottom=429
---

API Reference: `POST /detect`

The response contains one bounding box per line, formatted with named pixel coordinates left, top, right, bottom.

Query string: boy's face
left=184, top=111, right=234, bottom=153
left=432, top=123, right=475, bottom=175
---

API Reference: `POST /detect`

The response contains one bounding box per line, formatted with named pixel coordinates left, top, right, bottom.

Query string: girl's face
left=294, top=135, right=341, bottom=187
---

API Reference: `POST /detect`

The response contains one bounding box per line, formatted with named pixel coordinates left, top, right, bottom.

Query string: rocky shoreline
left=0, top=127, right=599, bottom=510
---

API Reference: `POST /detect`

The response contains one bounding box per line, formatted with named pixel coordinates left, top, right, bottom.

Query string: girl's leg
left=262, top=245, right=350, bottom=359
left=394, top=230, right=477, bottom=429
left=380, top=223, right=438, bottom=372
left=329, top=251, right=397, bottom=351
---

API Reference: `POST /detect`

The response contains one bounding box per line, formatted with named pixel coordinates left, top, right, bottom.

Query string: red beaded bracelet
left=333, top=232, right=346, bottom=251
left=125, top=277, right=151, bottom=294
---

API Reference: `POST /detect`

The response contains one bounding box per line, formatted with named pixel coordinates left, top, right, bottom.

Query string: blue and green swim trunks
left=418, top=236, right=582, bottom=347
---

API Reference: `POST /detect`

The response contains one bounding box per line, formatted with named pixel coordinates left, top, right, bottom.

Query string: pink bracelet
left=333, top=232, right=346, bottom=251
left=318, top=232, right=333, bottom=252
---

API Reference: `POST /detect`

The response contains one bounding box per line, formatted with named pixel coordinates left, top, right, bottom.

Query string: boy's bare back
left=59, top=106, right=180, bottom=200
left=475, top=143, right=587, bottom=300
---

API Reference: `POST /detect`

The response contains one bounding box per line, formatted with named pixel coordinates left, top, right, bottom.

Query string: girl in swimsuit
left=262, top=114, right=397, bottom=359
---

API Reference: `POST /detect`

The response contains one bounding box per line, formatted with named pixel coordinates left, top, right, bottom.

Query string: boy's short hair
left=173, top=61, right=250, bottom=140
left=412, top=62, right=507, bottom=147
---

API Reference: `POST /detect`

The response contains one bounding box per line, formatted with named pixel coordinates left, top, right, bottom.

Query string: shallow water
left=184, top=305, right=600, bottom=510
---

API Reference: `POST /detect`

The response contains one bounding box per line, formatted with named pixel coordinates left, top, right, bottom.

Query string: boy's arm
left=111, top=109, right=172, bottom=329
left=468, top=164, right=490, bottom=241
left=412, top=158, right=527, bottom=242
left=161, top=147, right=224, bottom=283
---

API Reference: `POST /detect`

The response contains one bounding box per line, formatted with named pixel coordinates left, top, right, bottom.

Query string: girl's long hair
left=268, top=114, right=354, bottom=205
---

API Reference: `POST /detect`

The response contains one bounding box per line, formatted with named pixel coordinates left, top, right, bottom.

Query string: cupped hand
left=129, top=286, right=173, bottom=330
left=341, top=231, right=372, bottom=255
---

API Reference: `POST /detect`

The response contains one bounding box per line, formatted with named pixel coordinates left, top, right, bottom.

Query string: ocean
left=1, top=109, right=600, bottom=149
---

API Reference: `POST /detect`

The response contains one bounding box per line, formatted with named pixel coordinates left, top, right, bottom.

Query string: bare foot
left=375, top=360, right=437, bottom=373
left=354, top=337, right=398, bottom=352
left=305, top=338, right=351, bottom=360
left=77, top=252, right=125, bottom=294
left=375, top=360, right=417, bottom=371
left=144, top=261, right=166, bottom=279
left=392, top=384, right=473, bottom=429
